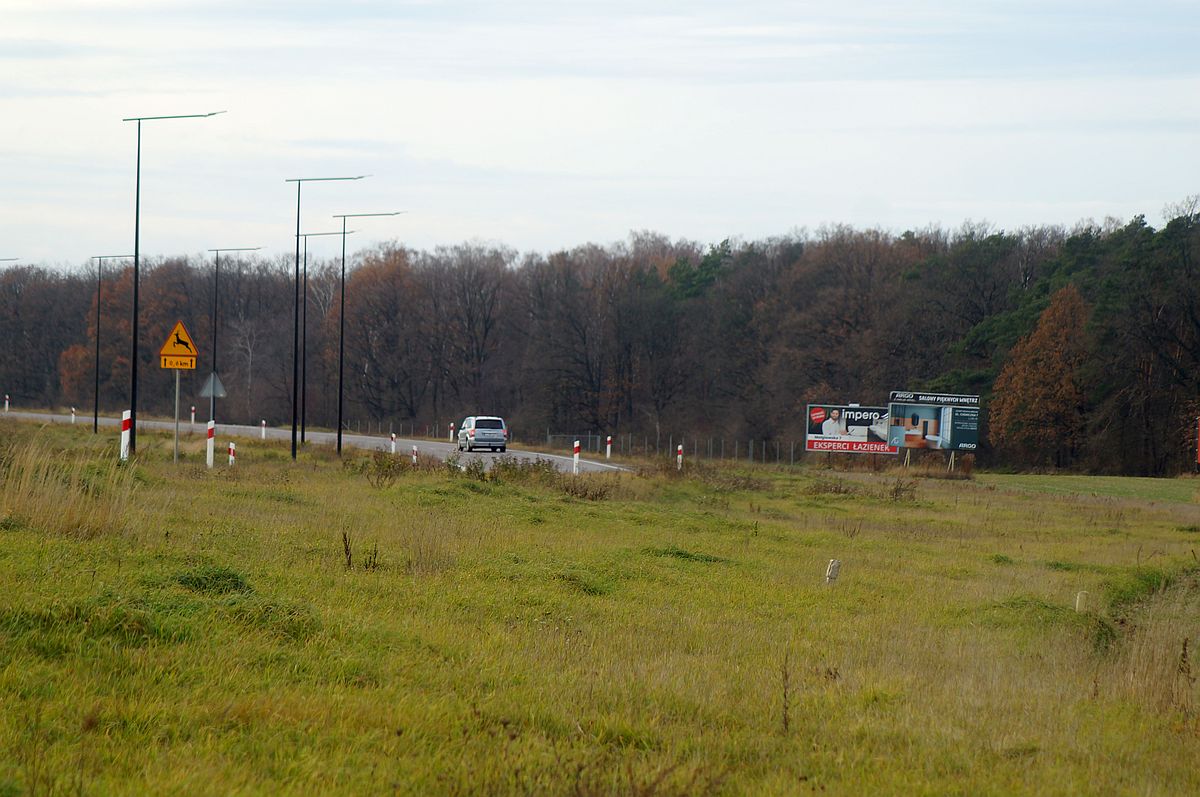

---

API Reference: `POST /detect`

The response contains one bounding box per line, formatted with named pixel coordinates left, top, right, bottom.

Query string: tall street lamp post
left=331, top=212, right=405, bottom=455
left=122, top=111, right=225, bottom=456
left=89, top=255, right=133, bottom=433
left=296, top=230, right=349, bottom=443
left=206, top=247, right=260, bottom=422
left=283, top=176, right=367, bottom=460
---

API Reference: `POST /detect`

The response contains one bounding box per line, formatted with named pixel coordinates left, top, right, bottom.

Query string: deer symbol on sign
left=174, top=330, right=192, bottom=352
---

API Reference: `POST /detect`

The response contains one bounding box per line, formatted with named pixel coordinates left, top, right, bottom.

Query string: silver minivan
left=457, top=416, right=508, bottom=452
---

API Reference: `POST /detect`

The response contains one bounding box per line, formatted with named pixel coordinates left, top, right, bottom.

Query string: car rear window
left=475, top=419, right=504, bottom=429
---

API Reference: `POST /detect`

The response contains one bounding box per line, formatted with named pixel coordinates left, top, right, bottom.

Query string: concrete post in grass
left=825, top=559, right=841, bottom=584
left=206, top=420, right=215, bottom=469
left=1075, top=591, right=1089, bottom=613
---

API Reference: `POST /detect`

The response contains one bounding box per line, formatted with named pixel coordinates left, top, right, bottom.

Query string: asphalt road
left=2, top=410, right=627, bottom=474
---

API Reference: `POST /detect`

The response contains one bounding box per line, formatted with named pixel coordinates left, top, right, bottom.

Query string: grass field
left=1, top=420, right=1198, bottom=795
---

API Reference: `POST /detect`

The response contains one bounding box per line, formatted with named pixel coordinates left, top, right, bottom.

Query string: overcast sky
left=3, top=0, right=1197, bottom=267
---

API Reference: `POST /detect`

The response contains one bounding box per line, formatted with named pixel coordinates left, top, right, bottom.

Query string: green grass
left=978, top=472, right=1200, bottom=504
left=2, top=420, right=1199, bottom=795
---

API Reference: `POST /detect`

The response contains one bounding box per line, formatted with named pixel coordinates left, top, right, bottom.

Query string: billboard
left=806, top=405, right=898, bottom=454
left=886, top=392, right=981, bottom=451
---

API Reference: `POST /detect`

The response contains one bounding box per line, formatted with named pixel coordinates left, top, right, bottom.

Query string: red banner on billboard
left=807, top=439, right=898, bottom=453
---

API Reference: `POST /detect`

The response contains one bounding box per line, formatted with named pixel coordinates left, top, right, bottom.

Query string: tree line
left=3, top=205, right=1199, bottom=474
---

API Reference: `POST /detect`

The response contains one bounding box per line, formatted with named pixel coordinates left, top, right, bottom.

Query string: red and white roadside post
left=676, top=443, right=683, bottom=471
left=261, top=420, right=266, bottom=440
left=390, top=432, right=397, bottom=454
left=228, top=441, right=236, bottom=466
left=119, top=410, right=132, bottom=461
left=190, top=405, right=196, bottom=428
left=606, top=435, right=612, bottom=459
left=206, top=420, right=215, bottom=469
left=412, top=444, right=418, bottom=465
left=573, top=440, right=580, bottom=475
left=449, top=422, right=455, bottom=442
left=3, top=394, right=8, bottom=412
left=71, top=407, right=77, bottom=424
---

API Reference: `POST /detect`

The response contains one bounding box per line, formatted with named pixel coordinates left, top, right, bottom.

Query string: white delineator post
left=676, top=443, right=683, bottom=471
left=412, top=444, right=418, bottom=465
left=3, top=394, right=8, bottom=412
left=71, top=407, right=77, bottom=424
left=206, top=420, right=215, bottom=469
left=573, top=440, right=580, bottom=475
left=228, top=441, right=236, bottom=466
left=390, top=432, right=397, bottom=454
left=190, top=405, right=196, bottom=428
left=119, top=410, right=131, bottom=461
left=449, top=422, right=455, bottom=442
left=261, top=420, right=266, bottom=440
left=606, top=435, right=612, bottom=459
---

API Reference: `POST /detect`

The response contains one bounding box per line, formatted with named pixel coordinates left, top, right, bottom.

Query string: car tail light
left=503, top=428, right=509, bottom=439
left=468, top=429, right=475, bottom=438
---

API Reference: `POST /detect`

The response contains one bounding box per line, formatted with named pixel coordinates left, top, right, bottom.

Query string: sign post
left=159, top=320, right=198, bottom=463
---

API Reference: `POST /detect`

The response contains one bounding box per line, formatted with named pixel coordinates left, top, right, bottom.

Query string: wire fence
left=544, top=432, right=803, bottom=464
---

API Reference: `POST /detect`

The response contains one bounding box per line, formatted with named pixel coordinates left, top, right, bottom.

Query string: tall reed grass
left=0, top=437, right=136, bottom=538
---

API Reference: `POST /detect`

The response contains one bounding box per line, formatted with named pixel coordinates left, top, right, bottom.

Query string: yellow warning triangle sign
left=159, top=320, right=198, bottom=358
